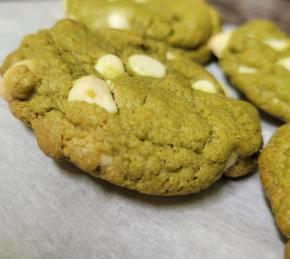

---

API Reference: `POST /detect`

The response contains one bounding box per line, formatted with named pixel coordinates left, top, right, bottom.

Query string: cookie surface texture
left=65, top=0, right=221, bottom=63
left=1, top=19, right=262, bottom=196
left=259, top=124, right=290, bottom=237
left=286, top=241, right=290, bottom=259
left=213, top=20, right=290, bottom=122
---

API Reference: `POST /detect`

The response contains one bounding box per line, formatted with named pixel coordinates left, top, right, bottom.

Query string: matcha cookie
left=210, top=20, right=290, bottom=122
left=285, top=241, right=290, bottom=259
left=0, top=19, right=262, bottom=196
left=65, top=0, right=221, bottom=64
left=286, top=241, right=290, bottom=259
left=259, top=124, right=290, bottom=256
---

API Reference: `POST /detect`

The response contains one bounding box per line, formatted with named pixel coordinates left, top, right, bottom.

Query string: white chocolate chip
left=238, top=65, right=257, bottom=74
left=277, top=57, right=290, bottom=71
left=264, top=38, right=289, bottom=51
left=1, top=60, right=34, bottom=102
left=272, top=98, right=280, bottom=104
left=225, top=151, right=239, bottom=171
left=166, top=51, right=176, bottom=60
left=209, top=31, right=233, bottom=58
left=191, top=80, right=218, bottom=94
left=95, top=54, right=125, bottom=79
left=9, top=60, right=34, bottom=71
left=100, top=154, right=113, bottom=166
left=128, top=54, right=166, bottom=78
left=68, top=75, right=118, bottom=113
left=108, top=12, right=129, bottom=29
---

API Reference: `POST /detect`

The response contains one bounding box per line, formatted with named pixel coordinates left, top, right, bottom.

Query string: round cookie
left=0, top=19, right=262, bottom=196
left=65, top=0, right=221, bottom=64
left=259, top=124, right=290, bottom=255
left=210, top=20, right=290, bottom=122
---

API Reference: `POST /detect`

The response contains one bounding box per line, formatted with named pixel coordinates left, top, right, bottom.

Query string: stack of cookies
left=0, top=0, right=289, bottom=257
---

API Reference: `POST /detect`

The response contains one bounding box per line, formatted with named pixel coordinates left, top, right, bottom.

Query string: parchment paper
left=0, top=1, right=285, bottom=259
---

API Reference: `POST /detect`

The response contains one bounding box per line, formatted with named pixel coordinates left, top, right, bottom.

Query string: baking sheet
left=0, top=1, right=285, bottom=259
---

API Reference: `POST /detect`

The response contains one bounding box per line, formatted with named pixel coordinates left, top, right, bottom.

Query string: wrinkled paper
left=0, top=1, right=285, bottom=259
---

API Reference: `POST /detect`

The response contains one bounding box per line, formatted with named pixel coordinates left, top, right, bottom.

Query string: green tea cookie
left=286, top=241, right=290, bottom=259
left=259, top=124, right=290, bottom=254
left=65, top=0, right=221, bottom=64
left=0, top=19, right=262, bottom=196
left=210, top=20, right=290, bottom=122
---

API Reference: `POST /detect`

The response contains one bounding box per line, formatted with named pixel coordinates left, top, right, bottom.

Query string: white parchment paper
left=0, top=1, right=285, bottom=259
